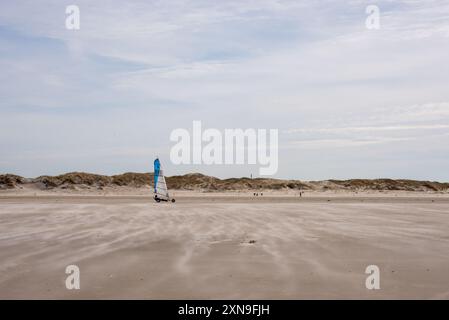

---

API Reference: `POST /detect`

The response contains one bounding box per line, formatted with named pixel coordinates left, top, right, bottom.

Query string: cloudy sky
left=1, top=0, right=449, bottom=180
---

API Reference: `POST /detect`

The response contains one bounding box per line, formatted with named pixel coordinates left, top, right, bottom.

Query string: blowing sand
left=0, top=192, right=448, bottom=299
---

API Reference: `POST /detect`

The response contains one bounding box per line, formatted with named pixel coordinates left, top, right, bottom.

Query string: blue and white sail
left=154, top=158, right=169, bottom=201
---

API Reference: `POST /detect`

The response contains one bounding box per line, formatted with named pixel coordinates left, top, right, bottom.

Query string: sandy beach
left=0, top=192, right=448, bottom=299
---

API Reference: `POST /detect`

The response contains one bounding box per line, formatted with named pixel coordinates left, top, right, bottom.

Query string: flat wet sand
left=1, top=194, right=448, bottom=299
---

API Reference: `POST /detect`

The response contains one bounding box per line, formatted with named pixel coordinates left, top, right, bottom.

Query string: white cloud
left=286, top=124, right=449, bottom=134
left=288, top=137, right=414, bottom=149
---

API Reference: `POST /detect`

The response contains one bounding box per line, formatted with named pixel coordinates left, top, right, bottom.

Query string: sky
left=1, top=0, right=449, bottom=180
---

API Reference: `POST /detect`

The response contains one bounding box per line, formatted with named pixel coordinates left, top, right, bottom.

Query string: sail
left=154, top=158, right=169, bottom=200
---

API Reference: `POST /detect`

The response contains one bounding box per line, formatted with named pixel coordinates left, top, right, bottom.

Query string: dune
left=1, top=172, right=448, bottom=194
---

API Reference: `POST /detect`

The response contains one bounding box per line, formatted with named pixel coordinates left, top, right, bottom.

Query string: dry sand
left=0, top=192, right=448, bottom=299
